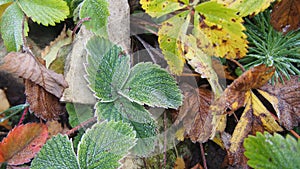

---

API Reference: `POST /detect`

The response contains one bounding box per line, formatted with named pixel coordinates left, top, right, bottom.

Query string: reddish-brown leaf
left=0, top=52, right=68, bottom=98
left=259, top=75, right=300, bottom=130
left=0, top=123, right=48, bottom=165
left=175, top=83, right=213, bottom=143
left=25, top=79, right=65, bottom=120
left=271, top=0, right=300, bottom=33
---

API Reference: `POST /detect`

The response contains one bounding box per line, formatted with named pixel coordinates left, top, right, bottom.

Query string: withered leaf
left=211, top=64, right=275, bottom=115
left=175, top=83, right=213, bottom=143
left=0, top=52, right=68, bottom=98
left=259, top=75, right=300, bottom=130
left=271, top=0, right=300, bottom=33
left=25, top=79, right=65, bottom=120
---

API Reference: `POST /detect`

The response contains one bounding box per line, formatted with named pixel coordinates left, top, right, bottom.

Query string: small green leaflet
left=96, top=101, right=157, bottom=156
left=85, top=37, right=130, bottom=102
left=17, top=0, right=69, bottom=26
left=31, top=121, right=136, bottom=169
left=0, top=3, right=28, bottom=51
left=30, top=134, right=80, bottom=169
left=244, top=132, right=300, bottom=169
left=79, top=0, right=109, bottom=37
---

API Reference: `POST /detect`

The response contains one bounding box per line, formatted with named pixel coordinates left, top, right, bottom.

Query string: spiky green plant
left=239, top=10, right=300, bottom=83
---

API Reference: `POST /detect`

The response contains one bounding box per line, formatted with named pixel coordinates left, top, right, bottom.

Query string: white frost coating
left=61, top=0, right=130, bottom=104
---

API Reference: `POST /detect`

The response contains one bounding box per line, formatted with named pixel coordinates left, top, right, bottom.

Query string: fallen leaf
left=0, top=89, right=11, bottom=129
left=0, top=52, right=68, bottom=98
left=25, top=79, right=65, bottom=120
left=0, top=123, right=48, bottom=165
left=259, top=75, right=300, bottom=130
left=175, top=83, right=213, bottom=143
left=271, top=0, right=300, bottom=33
left=46, top=120, right=67, bottom=138
left=174, top=157, right=185, bottom=169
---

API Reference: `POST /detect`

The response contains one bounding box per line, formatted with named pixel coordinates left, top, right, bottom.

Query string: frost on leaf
left=271, top=0, right=300, bottom=33
left=0, top=123, right=48, bottom=165
left=0, top=52, right=68, bottom=98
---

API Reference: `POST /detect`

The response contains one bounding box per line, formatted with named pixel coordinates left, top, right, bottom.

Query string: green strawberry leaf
left=30, top=134, right=80, bottom=169
left=96, top=101, right=157, bottom=156
left=0, top=3, right=28, bottom=51
left=85, top=36, right=130, bottom=102
left=121, top=62, right=183, bottom=109
left=79, top=0, right=109, bottom=37
left=17, top=0, right=69, bottom=26
left=78, top=121, right=136, bottom=168
left=66, top=103, right=93, bottom=128
left=244, top=132, right=300, bottom=169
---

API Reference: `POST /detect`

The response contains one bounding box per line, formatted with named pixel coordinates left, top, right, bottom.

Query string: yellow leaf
left=213, top=0, right=275, bottom=17
left=251, top=92, right=283, bottom=132
left=174, top=157, right=185, bottom=169
left=0, top=2, right=12, bottom=18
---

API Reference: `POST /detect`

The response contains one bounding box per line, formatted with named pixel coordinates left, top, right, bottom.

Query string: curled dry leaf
left=0, top=52, right=68, bottom=98
left=175, top=83, right=213, bottom=143
left=0, top=123, right=48, bottom=165
left=271, top=0, right=300, bottom=33
left=25, top=79, right=65, bottom=120
left=259, top=75, right=300, bottom=130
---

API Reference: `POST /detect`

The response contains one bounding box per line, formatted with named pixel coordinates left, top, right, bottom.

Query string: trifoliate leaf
left=85, top=37, right=130, bottom=102
left=244, top=132, right=300, bottom=169
left=140, top=0, right=189, bottom=18
left=79, top=0, right=109, bottom=37
left=195, top=1, right=248, bottom=59
left=121, top=62, right=183, bottom=109
left=158, top=11, right=190, bottom=75
left=17, top=0, right=69, bottom=26
left=96, top=101, right=157, bottom=156
left=214, top=0, right=275, bottom=17
left=30, top=134, right=80, bottom=169
left=78, top=121, right=136, bottom=169
left=0, top=3, right=28, bottom=51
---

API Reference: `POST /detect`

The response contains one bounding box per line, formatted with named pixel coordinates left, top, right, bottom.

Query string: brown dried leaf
left=211, top=64, right=275, bottom=115
left=0, top=52, right=68, bottom=98
left=259, top=75, right=300, bottom=130
left=173, top=157, right=185, bottom=169
left=25, top=79, right=65, bottom=120
left=271, top=0, right=300, bottom=33
left=175, top=83, right=213, bottom=143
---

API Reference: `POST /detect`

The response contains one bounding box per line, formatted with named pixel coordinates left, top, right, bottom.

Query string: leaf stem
left=18, top=106, right=29, bottom=126
left=64, top=116, right=97, bottom=136
left=200, top=143, right=208, bottom=169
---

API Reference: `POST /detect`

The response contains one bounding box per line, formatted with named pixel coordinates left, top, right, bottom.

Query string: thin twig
left=72, top=17, right=91, bottom=38
left=200, top=143, right=208, bottom=169
left=290, top=130, right=300, bottom=139
left=64, top=116, right=97, bottom=136
left=230, top=59, right=245, bottom=72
